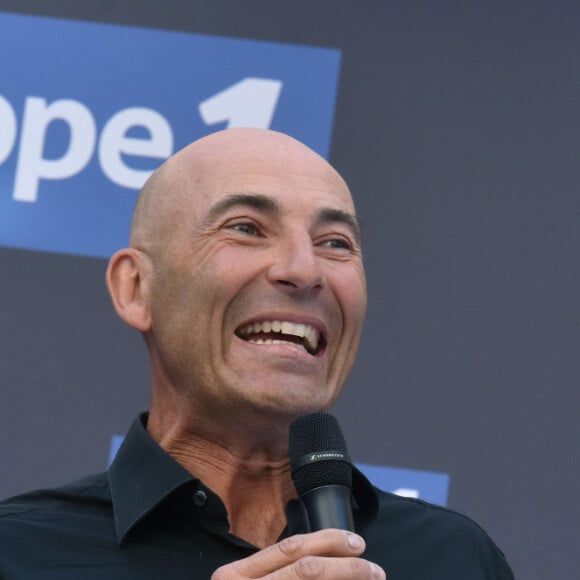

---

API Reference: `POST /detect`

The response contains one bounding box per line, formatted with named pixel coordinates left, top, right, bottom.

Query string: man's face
left=145, top=132, right=367, bottom=420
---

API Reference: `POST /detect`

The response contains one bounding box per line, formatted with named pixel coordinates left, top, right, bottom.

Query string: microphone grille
left=289, top=412, right=352, bottom=496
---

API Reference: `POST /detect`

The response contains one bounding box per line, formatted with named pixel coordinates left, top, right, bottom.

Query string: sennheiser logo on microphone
left=309, top=452, right=347, bottom=462
left=291, top=449, right=352, bottom=471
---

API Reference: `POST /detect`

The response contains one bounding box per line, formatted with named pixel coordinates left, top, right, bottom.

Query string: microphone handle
left=301, top=484, right=355, bottom=532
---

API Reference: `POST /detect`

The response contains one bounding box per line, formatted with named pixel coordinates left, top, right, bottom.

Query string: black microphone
left=289, top=412, right=355, bottom=532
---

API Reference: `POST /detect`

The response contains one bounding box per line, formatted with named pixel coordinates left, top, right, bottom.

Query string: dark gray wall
left=2, top=2, right=579, bottom=578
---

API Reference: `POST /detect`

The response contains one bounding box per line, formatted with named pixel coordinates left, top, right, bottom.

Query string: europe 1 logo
left=0, top=79, right=283, bottom=204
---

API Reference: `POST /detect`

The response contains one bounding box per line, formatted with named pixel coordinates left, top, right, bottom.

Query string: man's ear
left=106, top=248, right=152, bottom=332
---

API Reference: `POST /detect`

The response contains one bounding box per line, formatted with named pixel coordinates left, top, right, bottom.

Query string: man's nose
left=267, top=231, right=324, bottom=294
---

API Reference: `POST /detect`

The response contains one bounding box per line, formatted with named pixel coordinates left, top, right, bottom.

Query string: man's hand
left=211, top=529, right=386, bottom=579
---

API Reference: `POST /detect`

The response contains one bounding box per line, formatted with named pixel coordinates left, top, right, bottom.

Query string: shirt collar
left=108, top=413, right=195, bottom=544
left=108, top=412, right=379, bottom=544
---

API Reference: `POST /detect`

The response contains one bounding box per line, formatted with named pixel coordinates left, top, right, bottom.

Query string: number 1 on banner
left=199, top=77, right=283, bottom=129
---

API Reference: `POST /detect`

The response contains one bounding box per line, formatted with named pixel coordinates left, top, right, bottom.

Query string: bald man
left=0, top=130, right=513, bottom=579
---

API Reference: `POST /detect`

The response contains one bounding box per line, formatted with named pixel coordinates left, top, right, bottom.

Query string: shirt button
left=193, top=490, right=207, bottom=506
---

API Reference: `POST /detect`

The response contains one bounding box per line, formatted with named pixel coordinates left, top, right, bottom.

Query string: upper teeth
left=237, top=320, right=320, bottom=353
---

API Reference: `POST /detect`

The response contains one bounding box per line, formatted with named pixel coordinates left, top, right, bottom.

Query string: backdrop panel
left=1, top=2, right=579, bottom=578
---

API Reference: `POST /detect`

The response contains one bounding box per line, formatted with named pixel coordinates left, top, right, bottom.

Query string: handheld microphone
left=289, top=412, right=355, bottom=532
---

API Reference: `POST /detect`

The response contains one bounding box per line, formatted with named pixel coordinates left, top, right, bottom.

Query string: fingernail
left=371, top=563, right=383, bottom=579
left=346, top=533, right=363, bottom=548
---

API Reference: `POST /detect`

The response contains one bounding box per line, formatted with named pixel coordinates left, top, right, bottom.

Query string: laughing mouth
left=235, top=320, right=325, bottom=356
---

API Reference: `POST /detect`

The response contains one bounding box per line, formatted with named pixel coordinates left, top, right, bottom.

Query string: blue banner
left=357, top=462, right=450, bottom=507
left=0, top=13, right=341, bottom=258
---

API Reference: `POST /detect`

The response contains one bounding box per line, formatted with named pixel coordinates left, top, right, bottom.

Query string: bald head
left=129, top=129, right=352, bottom=254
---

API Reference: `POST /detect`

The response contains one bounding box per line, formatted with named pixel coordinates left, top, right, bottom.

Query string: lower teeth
left=248, top=338, right=306, bottom=352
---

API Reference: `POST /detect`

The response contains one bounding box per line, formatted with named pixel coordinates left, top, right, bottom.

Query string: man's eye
left=230, top=222, right=259, bottom=236
left=323, top=238, right=352, bottom=250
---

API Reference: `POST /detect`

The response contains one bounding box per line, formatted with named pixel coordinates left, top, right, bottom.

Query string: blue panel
left=356, top=462, right=450, bottom=507
left=108, top=435, right=125, bottom=467
left=0, top=12, right=341, bottom=259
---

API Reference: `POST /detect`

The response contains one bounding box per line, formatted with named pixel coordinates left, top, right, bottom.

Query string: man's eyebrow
left=204, top=193, right=280, bottom=224
left=317, top=208, right=362, bottom=246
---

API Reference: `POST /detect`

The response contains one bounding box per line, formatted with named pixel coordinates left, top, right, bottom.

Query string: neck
left=147, top=404, right=298, bottom=548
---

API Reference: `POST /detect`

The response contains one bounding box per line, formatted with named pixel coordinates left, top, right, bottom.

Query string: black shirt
left=0, top=414, right=514, bottom=579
